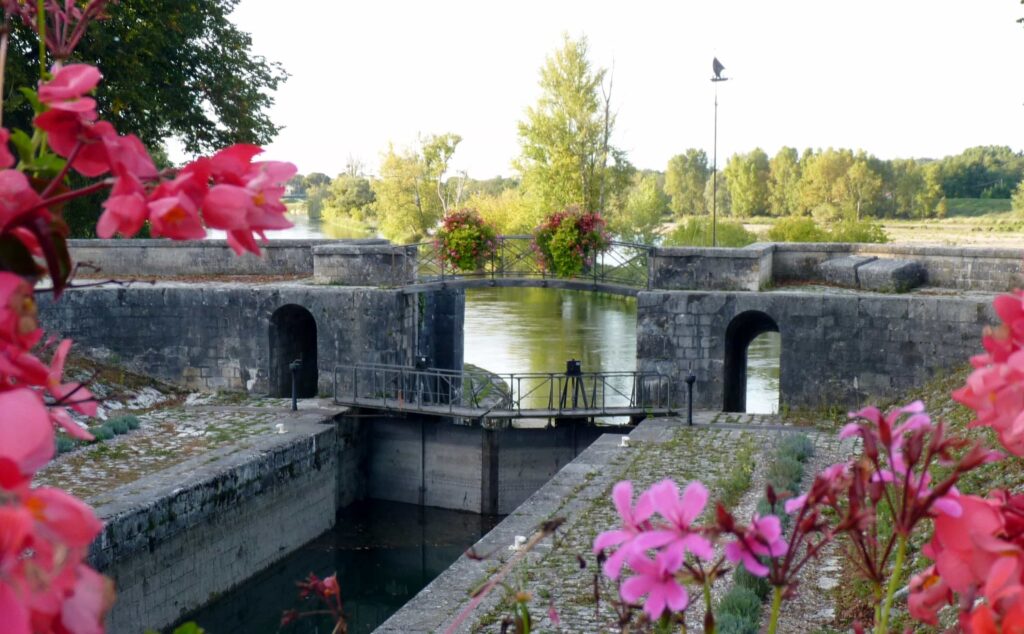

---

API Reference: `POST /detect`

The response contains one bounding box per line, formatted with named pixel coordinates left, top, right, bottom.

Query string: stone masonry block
left=818, top=255, right=876, bottom=288
left=857, top=258, right=926, bottom=293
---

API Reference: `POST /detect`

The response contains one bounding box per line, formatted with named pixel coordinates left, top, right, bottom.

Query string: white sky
left=226, top=0, right=1024, bottom=178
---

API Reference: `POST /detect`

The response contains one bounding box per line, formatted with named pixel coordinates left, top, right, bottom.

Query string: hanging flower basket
left=533, top=206, right=610, bottom=278
left=435, top=208, right=498, bottom=273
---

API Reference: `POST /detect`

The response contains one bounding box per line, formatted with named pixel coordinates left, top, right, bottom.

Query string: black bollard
left=289, top=359, right=302, bottom=411
left=685, top=371, right=696, bottom=426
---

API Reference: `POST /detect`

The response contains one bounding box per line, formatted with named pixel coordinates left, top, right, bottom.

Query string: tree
left=837, top=158, right=883, bottom=220
left=798, top=148, right=855, bottom=213
left=704, top=171, right=730, bottom=216
left=1012, top=180, right=1024, bottom=214
left=326, top=175, right=375, bottom=222
left=768, top=147, right=801, bottom=216
left=665, top=150, right=709, bottom=216
left=372, top=135, right=460, bottom=242
left=609, top=174, right=668, bottom=244
left=421, top=133, right=464, bottom=213
left=723, top=149, right=770, bottom=217
left=304, top=173, right=331, bottom=190
left=4, top=0, right=288, bottom=154
left=514, top=34, right=633, bottom=215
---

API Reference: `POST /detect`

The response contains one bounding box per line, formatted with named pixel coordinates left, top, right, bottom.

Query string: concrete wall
left=637, top=289, right=996, bottom=411
left=69, top=239, right=385, bottom=277
left=37, top=283, right=416, bottom=395
left=363, top=415, right=604, bottom=515
left=312, top=243, right=413, bottom=285
left=90, top=414, right=361, bottom=634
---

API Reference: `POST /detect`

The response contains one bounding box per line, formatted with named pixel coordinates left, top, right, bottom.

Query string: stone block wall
left=312, top=243, right=414, bottom=286
left=637, top=290, right=996, bottom=411
left=91, top=415, right=357, bottom=633
left=37, top=282, right=414, bottom=395
left=651, top=245, right=772, bottom=291
left=69, top=239, right=384, bottom=277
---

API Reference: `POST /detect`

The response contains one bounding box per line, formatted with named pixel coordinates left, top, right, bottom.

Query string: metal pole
left=712, top=85, right=718, bottom=248
left=686, top=371, right=696, bottom=426
left=289, top=359, right=301, bottom=411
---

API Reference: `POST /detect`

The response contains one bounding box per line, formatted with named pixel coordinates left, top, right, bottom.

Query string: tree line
left=289, top=36, right=1024, bottom=244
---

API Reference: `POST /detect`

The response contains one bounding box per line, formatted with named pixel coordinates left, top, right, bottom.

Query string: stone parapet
left=651, top=245, right=773, bottom=291
left=312, top=243, right=413, bottom=286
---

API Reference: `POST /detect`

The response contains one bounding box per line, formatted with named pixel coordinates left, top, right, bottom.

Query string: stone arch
left=269, top=304, right=318, bottom=398
left=723, top=310, right=780, bottom=412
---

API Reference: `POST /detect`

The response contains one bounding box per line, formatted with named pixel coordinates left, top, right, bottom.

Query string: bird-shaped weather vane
left=712, top=57, right=728, bottom=82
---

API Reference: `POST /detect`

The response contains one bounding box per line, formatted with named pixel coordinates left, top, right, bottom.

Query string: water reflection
left=746, top=332, right=781, bottom=414
left=205, top=212, right=375, bottom=240
left=182, top=500, right=498, bottom=634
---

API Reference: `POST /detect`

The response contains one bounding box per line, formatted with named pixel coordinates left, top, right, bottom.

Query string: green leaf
left=9, top=129, right=34, bottom=164
left=18, top=87, right=43, bottom=116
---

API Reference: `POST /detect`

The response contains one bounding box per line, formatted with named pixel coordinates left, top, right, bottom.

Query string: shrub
left=110, top=419, right=130, bottom=435
left=664, top=217, right=757, bottom=248
left=779, top=433, right=814, bottom=462
left=56, top=436, right=76, bottom=454
left=434, top=208, right=498, bottom=273
left=715, top=611, right=759, bottom=634
left=766, top=216, right=827, bottom=242
left=734, top=563, right=771, bottom=600
left=717, top=586, right=762, bottom=623
left=766, top=456, right=805, bottom=493
left=123, top=415, right=141, bottom=430
left=533, top=206, right=610, bottom=278
left=91, top=426, right=113, bottom=442
left=829, top=218, right=888, bottom=243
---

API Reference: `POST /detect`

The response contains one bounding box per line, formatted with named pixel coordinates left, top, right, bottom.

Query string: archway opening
left=723, top=311, right=780, bottom=413
left=269, top=304, right=318, bottom=398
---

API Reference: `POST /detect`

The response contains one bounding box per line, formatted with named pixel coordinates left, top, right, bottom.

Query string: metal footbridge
left=333, top=363, right=675, bottom=422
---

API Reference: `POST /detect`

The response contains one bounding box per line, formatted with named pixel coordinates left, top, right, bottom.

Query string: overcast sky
left=226, top=0, right=1024, bottom=178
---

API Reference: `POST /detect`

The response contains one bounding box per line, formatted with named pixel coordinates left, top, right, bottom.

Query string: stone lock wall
left=37, top=283, right=415, bottom=396
left=637, top=290, right=996, bottom=411
left=312, top=243, right=414, bottom=286
left=651, top=245, right=773, bottom=291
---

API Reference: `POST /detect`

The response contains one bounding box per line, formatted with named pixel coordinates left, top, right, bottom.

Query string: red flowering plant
left=532, top=205, right=609, bottom=278
left=434, top=208, right=497, bottom=274
left=0, top=2, right=295, bottom=632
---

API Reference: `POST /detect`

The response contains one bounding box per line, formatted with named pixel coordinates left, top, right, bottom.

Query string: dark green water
left=181, top=501, right=498, bottom=634
left=464, top=287, right=780, bottom=414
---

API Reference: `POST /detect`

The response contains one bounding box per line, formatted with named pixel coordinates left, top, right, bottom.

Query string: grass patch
left=945, top=197, right=1012, bottom=217
left=713, top=435, right=757, bottom=508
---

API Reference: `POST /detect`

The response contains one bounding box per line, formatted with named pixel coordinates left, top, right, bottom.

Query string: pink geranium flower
left=592, top=480, right=655, bottom=579
left=633, top=479, right=713, bottom=561
left=620, top=548, right=688, bottom=620
left=38, top=64, right=101, bottom=113
left=725, top=514, right=788, bottom=577
left=0, top=389, right=54, bottom=483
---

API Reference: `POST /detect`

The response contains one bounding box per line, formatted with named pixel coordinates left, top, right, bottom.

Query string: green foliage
left=768, top=147, right=801, bottom=216
left=723, top=148, right=771, bottom=217
left=734, top=563, right=772, bottom=601
left=937, top=145, right=1024, bottom=198
left=717, top=586, right=763, bottom=624
left=1013, top=182, right=1024, bottom=214
left=145, top=622, right=205, bottom=634
left=110, top=419, right=130, bottom=435
left=665, top=149, right=709, bottom=216
left=56, top=435, right=76, bottom=454
left=436, top=209, right=498, bottom=272
left=664, top=217, right=756, bottom=248
left=5, top=0, right=287, bottom=155
left=610, top=174, right=668, bottom=244
left=779, top=434, right=815, bottom=463
left=515, top=34, right=633, bottom=216
left=373, top=134, right=462, bottom=242
left=766, top=455, right=805, bottom=494
left=533, top=207, right=610, bottom=278
left=464, top=189, right=540, bottom=235
left=947, top=197, right=1013, bottom=216
left=90, top=426, right=114, bottom=442
left=766, top=217, right=827, bottom=242
left=828, top=218, right=888, bottom=243
left=714, top=436, right=757, bottom=508
left=122, top=415, right=141, bottom=430
left=716, top=611, right=760, bottom=634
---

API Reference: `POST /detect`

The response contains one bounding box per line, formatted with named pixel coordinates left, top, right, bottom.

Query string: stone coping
left=86, top=409, right=340, bottom=570
left=312, top=243, right=409, bottom=256
left=68, top=238, right=388, bottom=248
left=764, top=242, right=1024, bottom=258
left=654, top=245, right=771, bottom=258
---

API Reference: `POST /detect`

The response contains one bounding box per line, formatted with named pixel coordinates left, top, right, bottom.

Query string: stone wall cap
left=312, top=243, right=405, bottom=256
left=653, top=246, right=765, bottom=258
left=68, top=238, right=387, bottom=248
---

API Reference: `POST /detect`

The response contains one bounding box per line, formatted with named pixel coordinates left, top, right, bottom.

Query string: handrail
left=405, top=235, right=654, bottom=290
left=333, top=362, right=674, bottom=419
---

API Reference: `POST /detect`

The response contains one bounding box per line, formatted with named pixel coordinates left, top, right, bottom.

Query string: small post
left=685, top=370, right=696, bottom=426
left=289, top=359, right=302, bottom=411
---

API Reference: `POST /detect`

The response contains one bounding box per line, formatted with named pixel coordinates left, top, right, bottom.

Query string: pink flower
left=0, top=129, right=14, bottom=169
left=593, top=480, right=655, bottom=579
left=620, top=548, right=688, bottom=620
left=45, top=339, right=96, bottom=440
left=0, top=389, right=54, bottom=483
left=908, top=566, right=952, bottom=625
left=97, top=167, right=148, bottom=239
left=633, top=479, right=713, bottom=561
left=725, top=514, right=788, bottom=577
left=148, top=191, right=206, bottom=240
left=0, top=170, right=48, bottom=235
left=38, top=64, right=101, bottom=113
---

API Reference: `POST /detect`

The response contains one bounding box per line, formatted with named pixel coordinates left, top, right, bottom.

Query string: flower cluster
left=593, top=479, right=786, bottom=624
left=0, top=387, right=112, bottom=633
left=280, top=573, right=346, bottom=631
left=434, top=208, right=497, bottom=273
left=532, top=206, right=609, bottom=278
left=0, top=2, right=297, bottom=630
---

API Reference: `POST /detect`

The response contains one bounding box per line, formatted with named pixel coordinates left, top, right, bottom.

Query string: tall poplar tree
left=514, top=34, right=632, bottom=215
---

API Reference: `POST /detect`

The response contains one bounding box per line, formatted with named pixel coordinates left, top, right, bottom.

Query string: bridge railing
left=405, top=235, right=654, bottom=290
left=333, top=363, right=674, bottom=418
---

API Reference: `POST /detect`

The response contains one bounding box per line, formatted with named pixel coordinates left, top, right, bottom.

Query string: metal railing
left=334, top=363, right=674, bottom=418
left=406, top=235, right=654, bottom=290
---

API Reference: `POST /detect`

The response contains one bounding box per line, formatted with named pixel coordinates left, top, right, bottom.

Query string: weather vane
left=712, top=57, right=729, bottom=82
